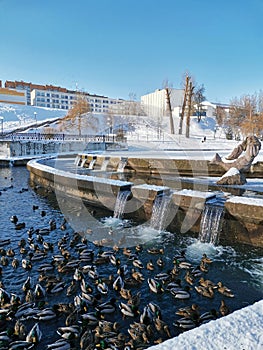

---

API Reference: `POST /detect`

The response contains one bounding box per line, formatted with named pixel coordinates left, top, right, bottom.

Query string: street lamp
left=0, top=116, right=3, bottom=135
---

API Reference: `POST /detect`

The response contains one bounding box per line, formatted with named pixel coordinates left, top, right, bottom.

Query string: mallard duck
left=6, top=248, right=15, bottom=257
left=26, top=323, right=42, bottom=343
left=113, top=275, right=124, bottom=291
left=34, top=284, right=46, bottom=299
left=156, top=257, right=165, bottom=268
left=174, top=317, right=198, bottom=330
left=57, top=325, right=80, bottom=338
left=132, top=259, right=144, bottom=269
left=80, top=329, right=94, bottom=349
left=147, top=278, right=164, bottom=294
left=176, top=304, right=200, bottom=319
left=81, top=279, right=93, bottom=294
left=199, top=277, right=216, bottom=289
left=217, top=282, right=234, bottom=297
left=119, top=288, right=132, bottom=300
left=219, top=299, right=230, bottom=316
left=119, top=302, right=139, bottom=318
left=199, top=309, right=218, bottom=323
left=201, top=253, right=213, bottom=264
left=146, top=260, right=155, bottom=271
left=22, top=276, right=32, bottom=292
left=147, top=247, right=164, bottom=255
left=96, top=280, right=109, bottom=295
left=96, top=298, right=116, bottom=315
left=131, top=270, right=144, bottom=282
left=184, top=271, right=195, bottom=285
left=195, top=285, right=214, bottom=298
left=170, top=286, right=191, bottom=300
left=153, top=318, right=171, bottom=337
left=127, top=291, right=141, bottom=307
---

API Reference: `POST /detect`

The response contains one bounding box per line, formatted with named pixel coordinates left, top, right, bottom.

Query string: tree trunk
left=186, top=81, right=194, bottom=138
left=165, top=87, right=175, bottom=134
left=179, top=75, right=189, bottom=135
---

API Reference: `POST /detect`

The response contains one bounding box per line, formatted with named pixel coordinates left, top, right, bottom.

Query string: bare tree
left=179, top=74, right=190, bottom=135
left=185, top=80, right=194, bottom=138
left=193, top=84, right=206, bottom=122
left=63, top=93, right=90, bottom=135
left=165, top=87, right=175, bottom=134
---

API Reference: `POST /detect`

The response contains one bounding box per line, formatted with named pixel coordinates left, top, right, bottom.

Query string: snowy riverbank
left=148, top=300, right=263, bottom=350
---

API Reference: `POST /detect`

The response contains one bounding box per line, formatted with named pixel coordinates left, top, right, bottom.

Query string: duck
left=6, top=248, right=15, bottom=257
left=217, top=282, right=234, bottom=297
left=45, top=339, right=71, bottom=350
left=153, top=317, right=171, bottom=338
left=170, top=286, right=191, bottom=300
left=127, top=291, right=141, bottom=307
left=1, top=255, right=9, bottom=266
left=22, top=259, right=32, bottom=270
left=22, top=276, right=32, bottom=292
left=131, top=270, right=145, bottom=282
left=184, top=270, right=195, bottom=285
left=34, top=307, right=59, bottom=321
left=199, top=309, right=218, bottom=323
left=34, top=283, right=46, bottom=299
left=10, top=215, right=18, bottom=224
left=176, top=304, right=200, bottom=320
left=147, top=278, right=164, bottom=294
left=199, top=260, right=209, bottom=273
left=147, top=247, right=164, bottom=255
left=119, top=302, right=140, bottom=318
left=132, top=259, right=144, bottom=269
left=57, top=325, right=80, bottom=339
left=96, top=298, right=117, bottom=315
left=113, top=275, right=125, bottom=291
left=80, top=329, right=94, bottom=350
left=201, top=253, right=213, bottom=264
left=96, top=280, right=109, bottom=295
left=81, top=311, right=103, bottom=326
left=199, top=277, right=216, bottom=289
left=66, top=280, right=78, bottom=296
left=195, top=285, right=214, bottom=298
left=81, top=279, right=93, bottom=294
left=26, top=322, right=42, bottom=343
left=146, top=260, right=155, bottom=271
left=174, top=317, right=198, bottom=330
left=119, top=288, right=132, bottom=300
left=156, top=257, right=165, bottom=268
left=14, top=319, right=27, bottom=339
left=219, top=300, right=230, bottom=316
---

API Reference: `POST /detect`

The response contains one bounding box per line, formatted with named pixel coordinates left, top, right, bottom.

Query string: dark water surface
left=0, top=166, right=262, bottom=349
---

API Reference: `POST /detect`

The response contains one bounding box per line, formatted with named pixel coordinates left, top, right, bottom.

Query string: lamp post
left=0, top=116, right=3, bottom=136
left=34, top=112, right=37, bottom=124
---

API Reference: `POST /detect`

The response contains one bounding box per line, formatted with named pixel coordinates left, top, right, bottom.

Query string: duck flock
left=0, top=204, right=236, bottom=350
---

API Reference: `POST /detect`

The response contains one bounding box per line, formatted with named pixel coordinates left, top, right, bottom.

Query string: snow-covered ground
left=149, top=300, right=263, bottom=350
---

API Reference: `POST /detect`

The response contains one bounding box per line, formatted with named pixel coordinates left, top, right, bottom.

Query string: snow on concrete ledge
left=226, top=196, right=263, bottom=207
left=149, top=300, right=263, bottom=350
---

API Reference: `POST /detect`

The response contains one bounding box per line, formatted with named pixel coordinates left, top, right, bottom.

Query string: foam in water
left=199, top=202, right=225, bottom=245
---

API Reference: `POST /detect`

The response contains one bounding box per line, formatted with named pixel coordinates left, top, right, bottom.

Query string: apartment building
left=4, top=80, right=122, bottom=113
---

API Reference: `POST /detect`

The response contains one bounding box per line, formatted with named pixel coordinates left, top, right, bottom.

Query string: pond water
left=0, top=166, right=262, bottom=349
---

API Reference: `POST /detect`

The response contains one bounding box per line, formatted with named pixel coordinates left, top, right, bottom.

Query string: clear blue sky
left=0, top=0, right=262, bottom=103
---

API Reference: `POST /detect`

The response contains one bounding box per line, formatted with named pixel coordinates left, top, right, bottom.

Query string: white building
left=141, top=88, right=184, bottom=118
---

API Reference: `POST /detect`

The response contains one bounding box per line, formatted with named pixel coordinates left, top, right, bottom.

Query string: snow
left=174, top=189, right=216, bottom=199
left=149, top=300, right=263, bottom=350
left=227, top=196, right=263, bottom=206
left=0, top=103, right=66, bottom=131
left=221, top=167, right=240, bottom=178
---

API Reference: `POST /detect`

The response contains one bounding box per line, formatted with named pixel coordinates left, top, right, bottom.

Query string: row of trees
left=216, top=91, right=263, bottom=140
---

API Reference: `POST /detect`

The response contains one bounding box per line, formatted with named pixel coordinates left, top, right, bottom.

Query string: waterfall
left=101, top=158, right=110, bottom=171
left=88, top=158, right=96, bottom=169
left=150, top=193, right=173, bottom=231
left=117, top=158, right=127, bottom=172
left=199, top=201, right=225, bottom=245
left=113, top=190, right=130, bottom=219
left=80, top=158, right=86, bottom=167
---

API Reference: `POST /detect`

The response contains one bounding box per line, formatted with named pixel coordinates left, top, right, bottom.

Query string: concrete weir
left=27, top=156, right=263, bottom=247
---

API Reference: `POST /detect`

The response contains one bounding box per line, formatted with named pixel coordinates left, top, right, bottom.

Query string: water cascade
left=80, top=158, right=87, bottom=167
left=199, top=199, right=225, bottom=245
left=117, top=158, right=128, bottom=173
left=150, top=192, right=173, bottom=231
left=101, top=157, right=110, bottom=171
left=113, top=190, right=131, bottom=219
left=88, top=158, right=97, bottom=170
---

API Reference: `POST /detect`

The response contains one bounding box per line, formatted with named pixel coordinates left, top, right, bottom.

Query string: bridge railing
left=0, top=132, right=116, bottom=143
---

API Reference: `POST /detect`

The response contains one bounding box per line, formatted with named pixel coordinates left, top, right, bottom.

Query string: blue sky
left=0, top=0, right=262, bottom=103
